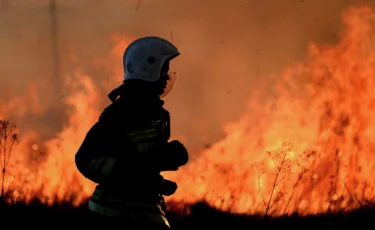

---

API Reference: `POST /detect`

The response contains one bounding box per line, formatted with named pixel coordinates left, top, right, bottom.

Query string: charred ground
left=0, top=200, right=373, bottom=229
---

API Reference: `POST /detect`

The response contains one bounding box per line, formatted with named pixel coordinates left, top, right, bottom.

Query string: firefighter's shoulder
left=98, top=102, right=122, bottom=121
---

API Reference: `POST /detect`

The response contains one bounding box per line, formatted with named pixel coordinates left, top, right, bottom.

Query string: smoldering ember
left=0, top=1, right=374, bottom=229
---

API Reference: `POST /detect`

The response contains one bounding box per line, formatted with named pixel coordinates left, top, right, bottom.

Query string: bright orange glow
left=1, top=5, right=375, bottom=217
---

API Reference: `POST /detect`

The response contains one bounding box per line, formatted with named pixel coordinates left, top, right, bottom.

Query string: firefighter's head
left=122, top=36, right=180, bottom=97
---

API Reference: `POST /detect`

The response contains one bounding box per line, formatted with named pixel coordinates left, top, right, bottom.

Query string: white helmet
left=123, top=36, right=180, bottom=82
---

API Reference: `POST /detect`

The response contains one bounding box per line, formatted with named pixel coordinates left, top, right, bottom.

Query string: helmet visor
left=160, top=72, right=178, bottom=98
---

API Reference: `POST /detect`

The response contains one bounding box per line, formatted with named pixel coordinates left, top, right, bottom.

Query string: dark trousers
left=77, top=212, right=171, bottom=230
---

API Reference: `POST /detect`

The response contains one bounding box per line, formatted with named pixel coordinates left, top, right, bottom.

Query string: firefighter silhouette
left=75, top=36, right=188, bottom=229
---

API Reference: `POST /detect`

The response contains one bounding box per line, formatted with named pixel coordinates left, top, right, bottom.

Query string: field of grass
left=0, top=199, right=373, bottom=229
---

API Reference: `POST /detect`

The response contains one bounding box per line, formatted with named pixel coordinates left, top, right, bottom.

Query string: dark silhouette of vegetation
left=0, top=119, right=20, bottom=201
left=0, top=200, right=373, bottom=229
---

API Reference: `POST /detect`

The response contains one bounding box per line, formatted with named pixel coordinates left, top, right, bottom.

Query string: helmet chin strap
left=108, top=80, right=165, bottom=102
left=108, top=84, right=124, bottom=102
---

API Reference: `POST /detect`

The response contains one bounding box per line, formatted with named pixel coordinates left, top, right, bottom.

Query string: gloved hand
left=160, top=140, right=188, bottom=171
left=152, top=174, right=178, bottom=196
left=160, top=178, right=178, bottom=196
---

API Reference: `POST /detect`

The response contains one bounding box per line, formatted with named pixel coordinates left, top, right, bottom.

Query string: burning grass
left=2, top=5, right=375, bottom=225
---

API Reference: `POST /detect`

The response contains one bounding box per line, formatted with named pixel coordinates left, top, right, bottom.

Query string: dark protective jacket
left=75, top=83, right=188, bottom=228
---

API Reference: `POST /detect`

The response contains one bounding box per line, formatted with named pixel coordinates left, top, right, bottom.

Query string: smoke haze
left=0, top=0, right=372, bottom=153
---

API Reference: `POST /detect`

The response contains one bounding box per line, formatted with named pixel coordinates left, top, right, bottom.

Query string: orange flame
left=166, top=5, right=375, bottom=215
left=0, top=5, right=375, bottom=217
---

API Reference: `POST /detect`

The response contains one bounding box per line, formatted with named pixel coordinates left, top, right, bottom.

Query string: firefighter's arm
left=124, top=128, right=188, bottom=172
left=75, top=107, right=188, bottom=183
left=124, top=107, right=188, bottom=171
left=74, top=120, right=119, bottom=184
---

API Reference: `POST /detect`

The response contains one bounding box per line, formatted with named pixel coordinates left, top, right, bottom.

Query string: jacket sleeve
left=75, top=103, right=188, bottom=184
left=75, top=117, right=119, bottom=183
